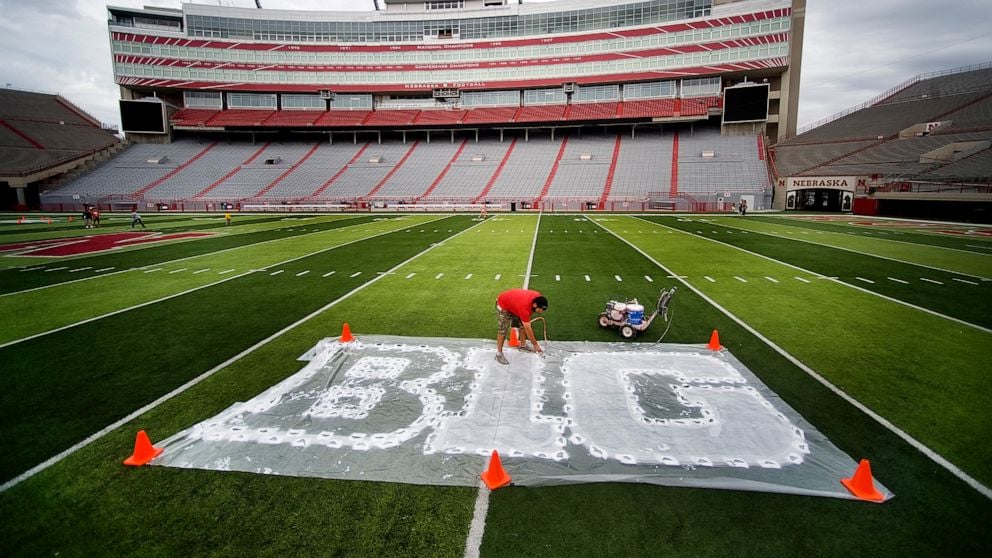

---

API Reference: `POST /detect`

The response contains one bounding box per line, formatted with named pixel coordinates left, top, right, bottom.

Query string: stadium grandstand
left=32, top=0, right=808, bottom=213
left=0, top=89, right=122, bottom=210
left=771, top=63, right=992, bottom=222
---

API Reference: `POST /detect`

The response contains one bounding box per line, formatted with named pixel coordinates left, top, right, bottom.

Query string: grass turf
left=0, top=213, right=989, bottom=557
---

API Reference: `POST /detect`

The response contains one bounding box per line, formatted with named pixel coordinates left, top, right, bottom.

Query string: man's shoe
left=495, top=353, right=509, bottom=365
left=518, top=344, right=534, bottom=352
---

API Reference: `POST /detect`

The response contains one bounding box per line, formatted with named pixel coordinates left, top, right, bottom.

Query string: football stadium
left=1, top=0, right=991, bottom=556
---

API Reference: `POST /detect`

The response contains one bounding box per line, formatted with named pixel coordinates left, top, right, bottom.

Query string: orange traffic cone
left=340, top=322, right=355, bottom=342
left=707, top=329, right=723, bottom=351
left=841, top=459, right=885, bottom=502
left=123, top=430, right=163, bottom=467
left=507, top=327, right=520, bottom=348
left=481, top=450, right=512, bottom=490
left=47, top=218, right=53, bottom=224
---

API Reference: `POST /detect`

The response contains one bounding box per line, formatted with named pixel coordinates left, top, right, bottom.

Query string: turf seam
left=0, top=215, right=371, bottom=298
left=0, top=214, right=476, bottom=493
left=463, top=212, right=543, bottom=558
left=643, top=217, right=992, bottom=334
left=604, top=216, right=992, bottom=501
left=0, top=216, right=427, bottom=349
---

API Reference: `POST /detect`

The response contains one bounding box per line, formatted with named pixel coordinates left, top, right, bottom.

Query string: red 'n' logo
left=0, top=232, right=214, bottom=257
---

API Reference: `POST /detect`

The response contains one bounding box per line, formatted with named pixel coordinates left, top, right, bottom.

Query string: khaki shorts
left=495, top=305, right=522, bottom=337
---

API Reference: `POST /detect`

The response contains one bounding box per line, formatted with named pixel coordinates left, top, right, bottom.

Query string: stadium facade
left=109, top=0, right=804, bottom=141
left=81, top=0, right=800, bottom=210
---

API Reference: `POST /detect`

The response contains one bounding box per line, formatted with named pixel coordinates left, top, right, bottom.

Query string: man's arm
left=521, top=321, right=542, bottom=354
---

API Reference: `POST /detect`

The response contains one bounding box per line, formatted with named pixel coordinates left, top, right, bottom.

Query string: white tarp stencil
left=153, top=335, right=892, bottom=501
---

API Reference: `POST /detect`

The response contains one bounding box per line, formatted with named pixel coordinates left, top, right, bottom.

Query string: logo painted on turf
left=0, top=232, right=215, bottom=257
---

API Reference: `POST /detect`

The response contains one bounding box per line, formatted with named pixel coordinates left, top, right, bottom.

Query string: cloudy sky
left=1, top=0, right=990, bottom=134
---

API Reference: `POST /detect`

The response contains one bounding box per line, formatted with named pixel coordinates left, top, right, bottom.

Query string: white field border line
left=712, top=219, right=991, bottom=279
left=0, top=216, right=451, bottom=351
left=0, top=215, right=483, bottom=494
left=640, top=217, right=991, bottom=334
left=464, top=213, right=541, bottom=558
left=0, top=215, right=376, bottom=299
left=614, top=217, right=992, bottom=500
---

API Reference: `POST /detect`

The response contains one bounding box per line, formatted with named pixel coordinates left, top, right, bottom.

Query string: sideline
left=463, top=212, right=542, bottom=558
left=0, top=215, right=480, bottom=493
left=596, top=216, right=992, bottom=501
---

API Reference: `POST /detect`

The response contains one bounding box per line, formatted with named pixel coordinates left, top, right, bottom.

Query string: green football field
left=0, top=211, right=990, bottom=557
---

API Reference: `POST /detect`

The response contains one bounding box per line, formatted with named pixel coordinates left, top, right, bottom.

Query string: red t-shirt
left=497, top=288, right=542, bottom=322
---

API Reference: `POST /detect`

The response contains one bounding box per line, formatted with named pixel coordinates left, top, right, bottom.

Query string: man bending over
left=494, top=288, right=548, bottom=365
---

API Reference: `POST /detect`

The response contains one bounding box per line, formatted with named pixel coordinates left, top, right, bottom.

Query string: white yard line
left=0, top=215, right=479, bottom=494
left=601, top=217, right=992, bottom=501
left=464, top=213, right=542, bottom=558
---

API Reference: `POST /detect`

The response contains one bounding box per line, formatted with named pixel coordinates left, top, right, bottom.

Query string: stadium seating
left=0, top=89, right=120, bottom=178
left=483, top=137, right=564, bottom=200
left=618, top=99, right=676, bottom=118
left=207, top=109, right=276, bottom=127
left=371, top=140, right=462, bottom=200
left=363, top=110, right=421, bottom=126
left=461, top=107, right=520, bottom=125
left=677, top=129, right=770, bottom=194
left=514, top=104, right=567, bottom=123
left=262, top=110, right=323, bottom=127
left=40, top=127, right=775, bottom=206
left=543, top=135, right=617, bottom=200
left=563, top=102, right=619, bottom=121
left=427, top=141, right=514, bottom=202
left=607, top=132, right=674, bottom=200
left=315, top=110, right=373, bottom=126
left=413, top=109, right=467, bottom=125
left=171, top=108, right=221, bottom=127
left=774, top=67, right=992, bottom=183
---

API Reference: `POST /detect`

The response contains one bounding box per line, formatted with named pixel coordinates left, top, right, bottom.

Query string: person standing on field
left=131, top=210, right=146, bottom=229
left=494, top=288, right=548, bottom=364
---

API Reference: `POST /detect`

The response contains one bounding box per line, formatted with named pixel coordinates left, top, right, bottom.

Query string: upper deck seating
left=619, top=98, right=676, bottom=118
left=514, top=104, right=567, bottom=123
left=413, top=109, right=467, bottom=126
left=563, top=102, right=618, bottom=121
left=262, top=110, right=323, bottom=127
left=460, top=106, right=519, bottom=125
left=363, top=110, right=421, bottom=126
left=207, top=109, right=276, bottom=127
left=315, top=110, right=372, bottom=126
left=171, top=108, right=221, bottom=127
